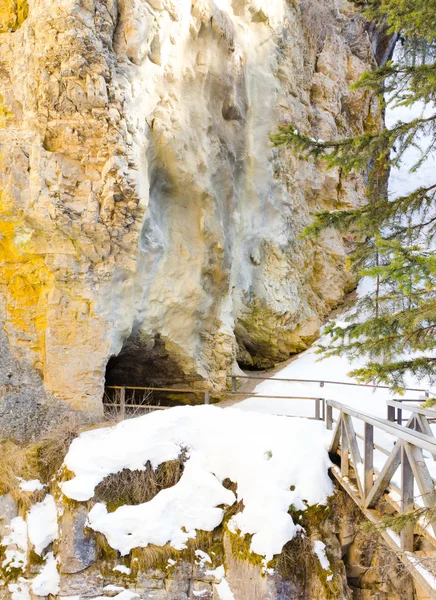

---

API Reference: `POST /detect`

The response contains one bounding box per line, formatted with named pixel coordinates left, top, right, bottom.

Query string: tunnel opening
left=104, top=331, right=206, bottom=415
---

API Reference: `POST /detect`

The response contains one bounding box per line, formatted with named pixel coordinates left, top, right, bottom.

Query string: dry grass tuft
left=0, top=414, right=89, bottom=508
left=0, top=439, right=41, bottom=509
left=274, top=532, right=314, bottom=582
left=36, top=414, right=86, bottom=481
left=129, top=529, right=223, bottom=574
left=94, top=454, right=187, bottom=511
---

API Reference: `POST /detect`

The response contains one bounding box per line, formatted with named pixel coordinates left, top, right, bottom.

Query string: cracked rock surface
left=0, top=0, right=379, bottom=433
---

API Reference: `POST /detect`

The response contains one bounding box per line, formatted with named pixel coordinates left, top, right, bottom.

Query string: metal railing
left=227, top=373, right=431, bottom=395
left=104, top=384, right=326, bottom=420
left=104, top=375, right=433, bottom=420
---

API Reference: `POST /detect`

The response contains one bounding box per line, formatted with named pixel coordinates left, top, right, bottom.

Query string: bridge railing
left=326, top=399, right=436, bottom=597
left=387, top=398, right=436, bottom=426
left=326, top=399, right=436, bottom=550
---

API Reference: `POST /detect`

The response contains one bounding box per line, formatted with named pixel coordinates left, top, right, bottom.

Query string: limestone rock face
left=0, top=0, right=379, bottom=423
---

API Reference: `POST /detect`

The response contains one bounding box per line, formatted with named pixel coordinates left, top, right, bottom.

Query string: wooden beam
left=403, top=442, right=436, bottom=537
left=401, top=441, right=414, bottom=551
left=120, top=386, right=126, bottom=420
left=327, top=400, right=436, bottom=456
left=341, top=415, right=349, bottom=478
left=343, top=414, right=364, bottom=499
left=365, top=442, right=401, bottom=508
left=414, top=414, right=436, bottom=461
left=326, top=403, right=333, bottom=430
left=387, top=400, right=436, bottom=420
left=329, top=412, right=342, bottom=454
left=330, top=466, right=436, bottom=600
left=416, top=413, right=436, bottom=438
left=364, top=422, right=374, bottom=499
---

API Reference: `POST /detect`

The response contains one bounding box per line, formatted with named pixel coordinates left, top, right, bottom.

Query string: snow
left=215, top=578, right=235, bottom=600
left=31, top=552, right=60, bottom=596
left=63, top=405, right=333, bottom=561
left=93, top=592, right=138, bottom=600
left=226, top=62, right=436, bottom=504
left=17, top=478, right=45, bottom=492
left=1, top=517, right=28, bottom=572
left=27, top=495, right=59, bottom=555
left=231, top=278, right=432, bottom=442
left=386, top=528, right=401, bottom=547
left=406, top=553, right=436, bottom=590
left=103, top=585, right=126, bottom=593
left=386, top=99, right=436, bottom=199
left=195, top=549, right=212, bottom=568
left=89, top=588, right=139, bottom=600
left=313, top=540, right=330, bottom=572
left=113, top=565, right=131, bottom=575
left=206, top=566, right=235, bottom=600
left=8, top=579, right=31, bottom=600
left=232, top=55, right=435, bottom=425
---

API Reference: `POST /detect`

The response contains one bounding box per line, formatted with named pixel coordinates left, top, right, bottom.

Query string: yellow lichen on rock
left=0, top=0, right=28, bottom=33
left=0, top=94, right=13, bottom=128
left=0, top=187, right=53, bottom=372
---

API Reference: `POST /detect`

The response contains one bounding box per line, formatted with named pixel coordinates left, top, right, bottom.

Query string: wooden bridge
left=326, top=398, right=436, bottom=599
left=104, top=377, right=436, bottom=597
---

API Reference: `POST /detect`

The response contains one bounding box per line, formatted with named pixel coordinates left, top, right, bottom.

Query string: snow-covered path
left=229, top=343, right=429, bottom=420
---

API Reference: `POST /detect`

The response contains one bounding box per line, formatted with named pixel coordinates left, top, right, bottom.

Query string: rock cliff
left=0, top=479, right=415, bottom=600
left=0, top=0, right=379, bottom=430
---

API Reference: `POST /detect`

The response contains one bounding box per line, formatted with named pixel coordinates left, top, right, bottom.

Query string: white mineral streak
left=0, top=0, right=377, bottom=416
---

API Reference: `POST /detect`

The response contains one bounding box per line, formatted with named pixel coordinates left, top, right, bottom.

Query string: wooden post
left=315, top=398, right=321, bottom=420
left=341, top=418, right=349, bottom=477
left=326, top=404, right=333, bottom=430
left=387, top=405, right=396, bottom=422
left=397, top=407, right=403, bottom=426
left=120, top=386, right=126, bottom=420
left=231, top=376, right=237, bottom=393
left=401, top=442, right=414, bottom=551
left=204, top=390, right=210, bottom=405
left=322, top=398, right=326, bottom=421
left=363, top=423, right=374, bottom=499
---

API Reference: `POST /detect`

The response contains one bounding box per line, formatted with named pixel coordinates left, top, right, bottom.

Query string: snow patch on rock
left=62, top=405, right=333, bottom=561
left=27, top=495, right=59, bottom=555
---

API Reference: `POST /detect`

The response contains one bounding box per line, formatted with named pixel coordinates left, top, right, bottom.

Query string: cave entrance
left=103, top=331, right=205, bottom=415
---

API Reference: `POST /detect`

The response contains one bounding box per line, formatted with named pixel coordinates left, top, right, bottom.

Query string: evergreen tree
left=272, top=1, right=436, bottom=391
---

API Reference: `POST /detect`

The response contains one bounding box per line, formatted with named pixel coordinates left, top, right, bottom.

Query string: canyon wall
left=0, top=0, right=379, bottom=434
